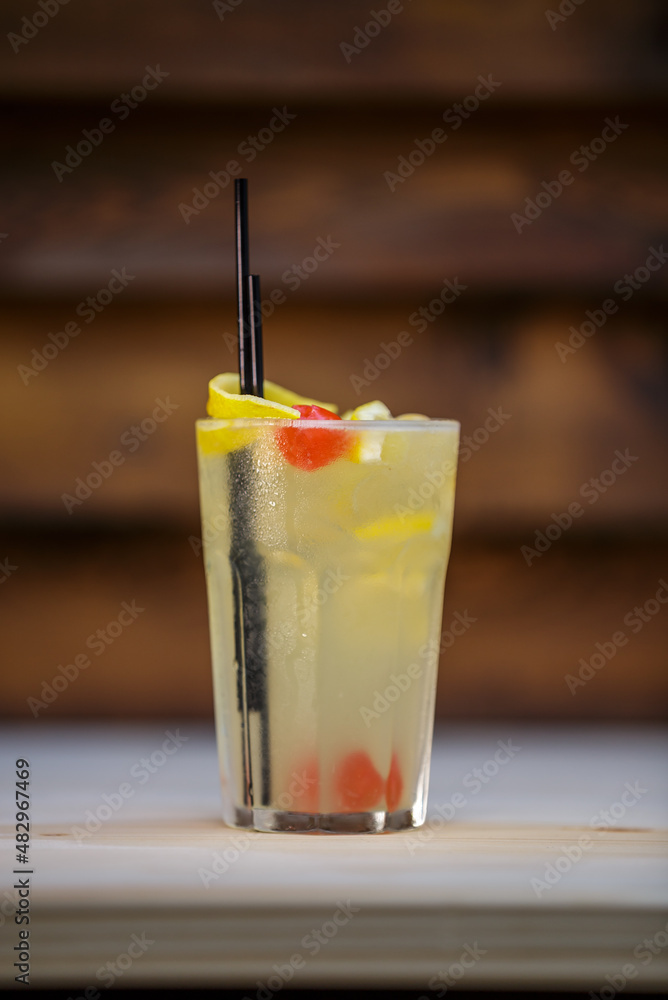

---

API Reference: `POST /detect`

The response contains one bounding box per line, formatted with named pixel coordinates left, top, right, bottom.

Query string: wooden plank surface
left=2, top=105, right=667, bottom=296
left=1, top=0, right=666, bottom=100
left=1, top=0, right=667, bottom=740
left=2, top=302, right=667, bottom=722
left=1, top=533, right=667, bottom=722
left=1, top=304, right=667, bottom=527
left=0, top=723, right=666, bottom=989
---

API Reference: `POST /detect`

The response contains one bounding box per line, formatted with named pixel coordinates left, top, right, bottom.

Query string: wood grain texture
left=0, top=0, right=666, bottom=99
left=0, top=723, right=666, bottom=989
left=2, top=0, right=667, bottom=732
left=2, top=105, right=667, bottom=296
left=0, top=532, right=666, bottom=720
left=1, top=303, right=666, bottom=527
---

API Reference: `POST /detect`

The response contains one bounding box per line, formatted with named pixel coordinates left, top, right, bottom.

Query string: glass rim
left=196, top=417, right=460, bottom=431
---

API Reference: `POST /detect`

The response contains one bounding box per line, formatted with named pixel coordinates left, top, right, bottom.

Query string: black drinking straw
left=231, top=179, right=269, bottom=809
left=247, top=273, right=264, bottom=398
left=235, top=181, right=265, bottom=398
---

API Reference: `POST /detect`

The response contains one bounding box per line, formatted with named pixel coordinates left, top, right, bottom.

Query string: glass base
left=227, top=805, right=420, bottom=833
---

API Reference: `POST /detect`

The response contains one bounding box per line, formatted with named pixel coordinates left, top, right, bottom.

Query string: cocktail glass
left=197, top=416, right=459, bottom=833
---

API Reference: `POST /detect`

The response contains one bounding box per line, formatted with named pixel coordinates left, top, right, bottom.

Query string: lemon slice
left=200, top=374, right=340, bottom=455
left=355, top=510, right=436, bottom=542
left=200, top=375, right=298, bottom=455
left=207, top=374, right=300, bottom=420
left=207, top=373, right=337, bottom=417
left=341, top=400, right=392, bottom=463
left=341, top=400, right=392, bottom=421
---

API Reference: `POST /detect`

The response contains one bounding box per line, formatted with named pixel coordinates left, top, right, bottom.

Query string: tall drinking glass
left=197, top=417, right=459, bottom=833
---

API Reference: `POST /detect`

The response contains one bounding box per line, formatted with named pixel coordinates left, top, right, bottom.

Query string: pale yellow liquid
left=197, top=419, right=459, bottom=831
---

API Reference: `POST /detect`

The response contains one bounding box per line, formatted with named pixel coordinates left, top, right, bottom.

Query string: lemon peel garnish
left=207, top=374, right=299, bottom=420
left=207, top=373, right=337, bottom=417
left=201, top=374, right=342, bottom=454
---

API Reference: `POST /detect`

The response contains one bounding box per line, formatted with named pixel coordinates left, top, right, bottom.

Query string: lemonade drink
left=197, top=391, right=459, bottom=833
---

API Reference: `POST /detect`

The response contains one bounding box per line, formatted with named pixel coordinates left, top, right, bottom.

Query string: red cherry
left=294, top=405, right=337, bottom=419
left=334, top=750, right=385, bottom=812
left=386, top=753, right=403, bottom=812
left=276, top=404, right=352, bottom=471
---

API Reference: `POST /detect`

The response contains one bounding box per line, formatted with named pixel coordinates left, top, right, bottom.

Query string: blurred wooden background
left=1, top=0, right=667, bottom=720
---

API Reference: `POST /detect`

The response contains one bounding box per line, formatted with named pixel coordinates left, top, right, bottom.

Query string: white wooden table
left=1, top=723, right=667, bottom=991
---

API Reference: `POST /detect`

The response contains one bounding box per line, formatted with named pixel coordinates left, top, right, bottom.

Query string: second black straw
left=234, top=178, right=263, bottom=397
